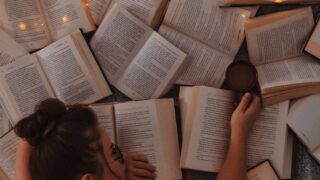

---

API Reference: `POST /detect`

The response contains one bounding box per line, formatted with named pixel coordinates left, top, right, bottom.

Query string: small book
left=179, top=86, right=293, bottom=179
left=247, top=161, right=280, bottom=180
left=245, top=7, right=320, bottom=106
left=0, top=29, right=28, bottom=66
left=87, top=0, right=169, bottom=28
left=0, top=30, right=112, bottom=125
left=158, top=0, right=258, bottom=87
left=220, top=0, right=320, bottom=7
left=90, top=99, right=182, bottom=180
left=288, top=94, right=320, bottom=163
left=305, top=21, right=320, bottom=59
left=90, top=3, right=188, bottom=100
left=0, top=131, right=19, bottom=180
left=0, top=0, right=95, bottom=51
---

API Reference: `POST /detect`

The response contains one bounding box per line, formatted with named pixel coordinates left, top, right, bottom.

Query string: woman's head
left=15, top=99, right=104, bottom=180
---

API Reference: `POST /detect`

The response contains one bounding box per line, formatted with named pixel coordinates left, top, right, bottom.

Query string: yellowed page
left=40, top=0, right=95, bottom=40
left=163, top=0, right=252, bottom=56
left=0, top=0, right=51, bottom=51
left=0, top=54, right=56, bottom=124
left=87, top=0, right=112, bottom=25
left=245, top=7, right=314, bottom=65
left=159, top=24, right=233, bottom=87
left=0, top=29, right=28, bottom=66
left=305, top=22, right=320, bottom=59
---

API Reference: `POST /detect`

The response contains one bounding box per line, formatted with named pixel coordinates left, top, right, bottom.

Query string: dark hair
left=15, top=99, right=103, bottom=180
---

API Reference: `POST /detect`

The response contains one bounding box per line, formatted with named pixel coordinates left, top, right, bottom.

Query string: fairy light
left=19, top=23, right=27, bottom=30
left=62, top=16, right=68, bottom=23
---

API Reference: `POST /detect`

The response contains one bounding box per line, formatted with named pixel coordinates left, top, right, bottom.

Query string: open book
left=179, top=86, right=293, bottom=179
left=305, top=21, right=320, bottom=59
left=245, top=7, right=320, bottom=105
left=247, top=161, right=280, bottom=180
left=158, top=0, right=258, bottom=87
left=88, top=0, right=168, bottom=28
left=288, top=94, right=320, bottom=163
left=0, top=131, right=19, bottom=180
left=220, top=0, right=320, bottom=7
left=90, top=4, right=188, bottom=100
left=0, top=31, right=112, bottom=125
left=0, top=0, right=95, bottom=51
left=90, top=99, right=181, bottom=180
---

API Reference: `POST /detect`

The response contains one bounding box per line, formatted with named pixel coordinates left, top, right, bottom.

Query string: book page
left=0, top=0, right=51, bottom=51
left=0, top=55, right=56, bottom=124
left=116, top=31, right=187, bottom=100
left=305, top=21, right=320, bottom=59
left=90, top=104, right=116, bottom=143
left=247, top=161, right=279, bottom=180
left=312, top=146, right=320, bottom=163
left=180, top=86, right=234, bottom=172
left=36, top=34, right=106, bottom=105
left=40, top=0, right=95, bottom=40
left=159, top=25, right=233, bottom=87
left=155, top=99, right=182, bottom=179
left=0, top=105, right=11, bottom=138
left=115, top=100, right=168, bottom=179
left=0, top=131, right=19, bottom=180
left=180, top=86, right=291, bottom=179
left=245, top=7, right=314, bottom=65
left=114, top=0, right=167, bottom=27
left=90, top=3, right=153, bottom=84
left=0, top=29, right=27, bottom=66
left=87, top=0, right=112, bottom=25
left=257, top=55, right=320, bottom=90
left=288, top=94, right=320, bottom=151
left=163, top=0, right=252, bottom=56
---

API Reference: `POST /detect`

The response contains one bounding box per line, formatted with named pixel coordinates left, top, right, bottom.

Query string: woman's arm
left=14, top=139, right=32, bottom=180
left=217, top=93, right=261, bottom=180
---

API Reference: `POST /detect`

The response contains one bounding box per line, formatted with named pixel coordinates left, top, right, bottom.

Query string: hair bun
left=14, top=99, right=67, bottom=146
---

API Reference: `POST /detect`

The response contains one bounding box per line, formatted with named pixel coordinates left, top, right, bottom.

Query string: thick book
left=247, top=161, right=280, bottom=180
left=0, top=30, right=112, bottom=125
left=220, top=0, right=320, bottom=7
left=87, top=0, right=169, bottom=28
left=288, top=94, right=320, bottom=164
left=0, top=131, right=19, bottom=180
left=0, top=0, right=95, bottom=51
left=179, top=86, right=293, bottom=179
left=90, top=99, right=181, bottom=180
left=90, top=3, right=188, bottom=100
left=158, top=0, right=258, bottom=87
left=245, top=7, right=320, bottom=106
left=305, top=21, right=320, bottom=59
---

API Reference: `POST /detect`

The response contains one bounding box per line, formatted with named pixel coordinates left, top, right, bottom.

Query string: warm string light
left=19, top=23, right=27, bottom=30
left=62, top=16, right=69, bottom=23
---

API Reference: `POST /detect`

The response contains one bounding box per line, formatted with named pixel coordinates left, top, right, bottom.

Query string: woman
left=14, top=99, right=156, bottom=180
left=14, top=93, right=260, bottom=180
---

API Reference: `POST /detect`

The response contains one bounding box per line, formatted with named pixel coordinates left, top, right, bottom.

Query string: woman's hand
left=125, top=154, right=157, bottom=180
left=230, top=93, right=261, bottom=140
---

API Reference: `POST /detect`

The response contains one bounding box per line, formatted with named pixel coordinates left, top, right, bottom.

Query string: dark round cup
left=225, top=61, right=258, bottom=93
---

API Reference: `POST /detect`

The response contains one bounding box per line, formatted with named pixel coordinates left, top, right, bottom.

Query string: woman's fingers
left=130, top=154, right=149, bottom=163
left=237, top=93, right=252, bottom=112
left=247, top=95, right=261, bottom=115
left=128, top=166, right=156, bottom=178
left=132, top=161, right=156, bottom=172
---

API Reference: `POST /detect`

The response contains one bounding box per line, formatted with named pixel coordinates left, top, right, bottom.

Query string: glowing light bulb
left=62, top=16, right=68, bottom=23
left=19, top=23, right=27, bottom=30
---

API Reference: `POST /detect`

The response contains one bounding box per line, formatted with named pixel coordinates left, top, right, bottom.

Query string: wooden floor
left=88, top=4, right=320, bottom=180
